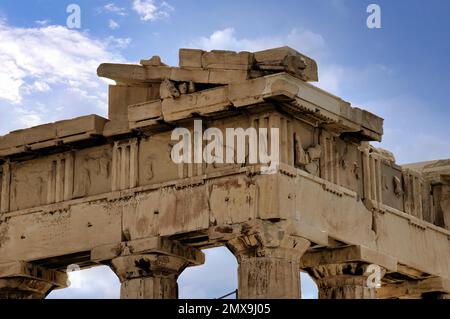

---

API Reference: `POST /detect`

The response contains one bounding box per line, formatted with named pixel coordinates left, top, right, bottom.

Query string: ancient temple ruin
left=0, top=47, right=449, bottom=299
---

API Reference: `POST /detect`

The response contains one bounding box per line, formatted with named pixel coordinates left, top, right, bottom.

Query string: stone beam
left=0, top=261, right=67, bottom=299
left=292, top=168, right=450, bottom=280
left=98, top=47, right=319, bottom=86
left=91, top=237, right=204, bottom=265
left=0, top=73, right=383, bottom=159
left=1, top=168, right=450, bottom=282
left=0, top=115, right=107, bottom=158
left=377, top=277, right=450, bottom=299
left=300, top=245, right=398, bottom=271
left=131, top=73, right=382, bottom=141
left=97, top=63, right=250, bottom=86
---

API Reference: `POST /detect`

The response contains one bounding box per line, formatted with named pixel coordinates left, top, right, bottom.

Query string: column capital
left=103, top=237, right=205, bottom=283
left=307, top=262, right=385, bottom=299
left=227, top=220, right=311, bottom=299
left=0, top=261, right=67, bottom=299
left=91, top=236, right=204, bottom=266
left=227, top=220, right=311, bottom=261
left=310, top=262, right=386, bottom=282
left=92, top=237, right=204, bottom=299
left=110, top=254, right=190, bottom=283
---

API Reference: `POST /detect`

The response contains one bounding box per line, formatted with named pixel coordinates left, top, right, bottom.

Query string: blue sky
left=0, top=0, right=449, bottom=298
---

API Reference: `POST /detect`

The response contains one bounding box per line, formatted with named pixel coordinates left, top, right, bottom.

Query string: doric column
left=92, top=237, right=204, bottom=299
left=308, top=263, right=383, bottom=299
left=0, top=262, right=67, bottom=299
left=227, top=221, right=311, bottom=299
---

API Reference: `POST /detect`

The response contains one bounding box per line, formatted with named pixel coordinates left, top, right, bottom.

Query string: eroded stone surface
left=0, top=47, right=448, bottom=299
left=0, top=262, right=67, bottom=299
left=227, top=221, right=311, bottom=299
left=307, top=263, right=384, bottom=299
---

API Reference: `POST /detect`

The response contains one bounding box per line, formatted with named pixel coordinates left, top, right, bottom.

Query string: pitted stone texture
left=228, top=221, right=311, bottom=299
left=106, top=239, right=204, bottom=299
left=1, top=45, right=450, bottom=301
left=378, top=277, right=450, bottom=299
left=111, top=254, right=190, bottom=282
left=121, top=276, right=178, bottom=299
left=0, top=278, right=54, bottom=299
left=0, top=262, right=67, bottom=299
left=308, top=263, right=384, bottom=299
left=237, top=256, right=303, bottom=299
left=110, top=254, right=189, bottom=299
left=111, top=254, right=189, bottom=299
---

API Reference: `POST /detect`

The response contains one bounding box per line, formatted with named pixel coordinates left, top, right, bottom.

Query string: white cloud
left=13, top=106, right=44, bottom=127
left=103, top=3, right=127, bottom=16
left=35, top=19, right=50, bottom=26
left=105, top=36, right=131, bottom=49
left=0, top=21, right=123, bottom=104
left=47, top=266, right=120, bottom=299
left=22, top=80, right=51, bottom=94
left=0, top=20, right=128, bottom=134
left=108, top=19, right=120, bottom=30
left=191, top=27, right=325, bottom=58
left=132, top=0, right=174, bottom=22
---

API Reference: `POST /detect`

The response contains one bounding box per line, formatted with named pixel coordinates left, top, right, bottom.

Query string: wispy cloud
left=105, top=36, right=131, bottom=49
left=132, top=0, right=174, bottom=22
left=103, top=3, right=127, bottom=16
left=0, top=19, right=128, bottom=134
left=108, top=19, right=120, bottom=30
left=190, top=27, right=325, bottom=58
left=35, top=19, right=50, bottom=26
